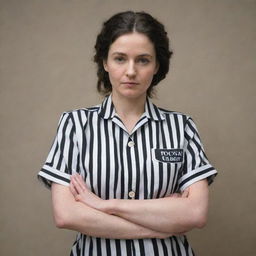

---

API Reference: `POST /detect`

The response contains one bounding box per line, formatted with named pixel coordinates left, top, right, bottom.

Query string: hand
left=69, top=173, right=107, bottom=212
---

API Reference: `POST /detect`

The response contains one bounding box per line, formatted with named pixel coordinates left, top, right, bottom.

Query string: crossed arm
left=51, top=174, right=209, bottom=239
left=51, top=183, right=173, bottom=239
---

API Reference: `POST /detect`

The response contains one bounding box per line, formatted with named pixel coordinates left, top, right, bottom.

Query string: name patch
left=153, top=149, right=184, bottom=163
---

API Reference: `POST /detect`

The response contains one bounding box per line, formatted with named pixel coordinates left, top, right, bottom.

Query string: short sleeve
left=38, top=112, right=79, bottom=188
left=178, top=117, right=217, bottom=191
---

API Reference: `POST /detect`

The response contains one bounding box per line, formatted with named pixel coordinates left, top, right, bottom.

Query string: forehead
left=109, top=32, right=155, bottom=55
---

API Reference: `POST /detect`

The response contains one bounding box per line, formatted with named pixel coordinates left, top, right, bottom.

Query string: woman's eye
left=114, top=56, right=125, bottom=63
left=137, top=58, right=150, bottom=64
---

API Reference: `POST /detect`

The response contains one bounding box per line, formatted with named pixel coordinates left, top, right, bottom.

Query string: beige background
left=1, top=0, right=255, bottom=255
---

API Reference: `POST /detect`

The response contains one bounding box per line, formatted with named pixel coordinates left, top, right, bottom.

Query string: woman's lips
left=121, top=82, right=139, bottom=86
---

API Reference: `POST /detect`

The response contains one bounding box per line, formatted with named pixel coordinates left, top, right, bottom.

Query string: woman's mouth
left=121, top=81, right=139, bottom=86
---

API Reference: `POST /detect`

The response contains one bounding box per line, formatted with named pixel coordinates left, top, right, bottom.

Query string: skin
left=103, top=32, right=159, bottom=133
left=51, top=183, right=174, bottom=239
left=69, top=174, right=208, bottom=234
left=104, top=32, right=158, bottom=101
left=51, top=32, right=210, bottom=238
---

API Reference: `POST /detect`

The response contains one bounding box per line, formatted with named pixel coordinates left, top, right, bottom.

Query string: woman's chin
left=114, top=89, right=147, bottom=100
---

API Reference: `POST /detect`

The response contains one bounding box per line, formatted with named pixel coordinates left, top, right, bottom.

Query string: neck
left=112, top=92, right=147, bottom=119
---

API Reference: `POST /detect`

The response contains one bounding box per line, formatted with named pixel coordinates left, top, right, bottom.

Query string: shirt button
left=128, top=141, right=135, bottom=147
left=128, top=190, right=135, bottom=199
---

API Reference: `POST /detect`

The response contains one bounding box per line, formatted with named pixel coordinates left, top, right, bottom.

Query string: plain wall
left=1, top=0, right=255, bottom=255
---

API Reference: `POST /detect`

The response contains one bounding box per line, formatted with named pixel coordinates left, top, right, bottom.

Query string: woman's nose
left=126, top=61, right=136, bottom=77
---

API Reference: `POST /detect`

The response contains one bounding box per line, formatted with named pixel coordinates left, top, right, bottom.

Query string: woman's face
left=104, top=32, right=158, bottom=101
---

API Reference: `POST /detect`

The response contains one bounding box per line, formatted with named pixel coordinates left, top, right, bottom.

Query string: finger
left=75, top=173, right=87, bottom=186
left=70, top=175, right=80, bottom=193
left=75, top=174, right=88, bottom=192
left=77, top=174, right=87, bottom=185
left=69, top=182, right=78, bottom=197
left=72, top=175, right=86, bottom=194
left=75, top=175, right=86, bottom=190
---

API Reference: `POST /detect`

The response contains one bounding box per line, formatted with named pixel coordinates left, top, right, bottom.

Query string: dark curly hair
left=94, top=11, right=173, bottom=97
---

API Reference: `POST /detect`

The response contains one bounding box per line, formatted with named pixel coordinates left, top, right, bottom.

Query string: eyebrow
left=111, top=52, right=153, bottom=58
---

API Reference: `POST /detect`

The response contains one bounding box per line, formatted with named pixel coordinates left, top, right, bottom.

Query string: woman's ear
left=103, top=60, right=108, bottom=72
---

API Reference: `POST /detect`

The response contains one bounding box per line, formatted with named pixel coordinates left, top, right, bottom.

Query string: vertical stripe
left=141, top=126, right=148, bottom=199
left=88, top=112, right=95, bottom=193
left=138, top=239, right=146, bottom=256
left=151, top=239, right=159, bottom=256
left=133, top=133, right=141, bottom=199
left=92, top=113, right=99, bottom=196
left=79, top=110, right=88, bottom=179
left=112, top=124, right=120, bottom=199
left=97, top=116, right=102, bottom=197
left=115, top=240, right=121, bottom=256
left=96, top=237, right=102, bottom=256
left=99, top=117, right=107, bottom=199
left=104, top=119, right=110, bottom=199
left=119, top=129, right=125, bottom=199
left=126, top=240, right=132, bottom=256
left=148, top=121, right=155, bottom=199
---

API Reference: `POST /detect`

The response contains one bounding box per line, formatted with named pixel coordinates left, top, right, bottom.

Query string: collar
left=98, top=94, right=165, bottom=121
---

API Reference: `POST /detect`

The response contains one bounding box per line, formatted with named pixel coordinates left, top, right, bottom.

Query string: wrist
left=103, top=199, right=118, bottom=215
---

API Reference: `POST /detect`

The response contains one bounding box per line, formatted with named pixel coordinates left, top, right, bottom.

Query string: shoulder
left=157, top=106, right=199, bottom=133
left=158, top=107, right=192, bottom=122
left=158, top=107, right=202, bottom=142
left=63, top=104, right=100, bottom=117
left=58, top=104, right=101, bottom=126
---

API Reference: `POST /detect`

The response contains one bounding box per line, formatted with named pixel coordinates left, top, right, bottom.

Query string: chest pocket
left=151, top=148, right=184, bottom=164
left=148, top=148, right=184, bottom=198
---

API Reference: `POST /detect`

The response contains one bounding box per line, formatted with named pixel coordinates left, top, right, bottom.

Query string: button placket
left=127, top=137, right=136, bottom=199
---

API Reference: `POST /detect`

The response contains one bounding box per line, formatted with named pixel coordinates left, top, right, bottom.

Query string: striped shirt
left=38, top=94, right=217, bottom=256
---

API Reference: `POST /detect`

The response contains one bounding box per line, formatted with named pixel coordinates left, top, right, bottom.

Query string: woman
left=38, top=11, right=217, bottom=256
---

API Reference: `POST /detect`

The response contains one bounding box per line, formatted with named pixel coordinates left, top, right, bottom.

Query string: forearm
left=105, top=181, right=209, bottom=233
left=52, top=183, right=172, bottom=239
left=107, top=198, right=195, bottom=233
left=60, top=202, right=172, bottom=239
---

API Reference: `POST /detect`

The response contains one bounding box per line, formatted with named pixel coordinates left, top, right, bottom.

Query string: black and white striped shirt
left=38, top=94, right=217, bottom=256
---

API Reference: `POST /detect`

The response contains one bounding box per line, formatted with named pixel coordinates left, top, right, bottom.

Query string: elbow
left=54, top=216, right=66, bottom=229
left=195, top=215, right=207, bottom=229
left=53, top=210, right=69, bottom=229
left=51, top=183, right=76, bottom=229
left=193, top=208, right=208, bottom=229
